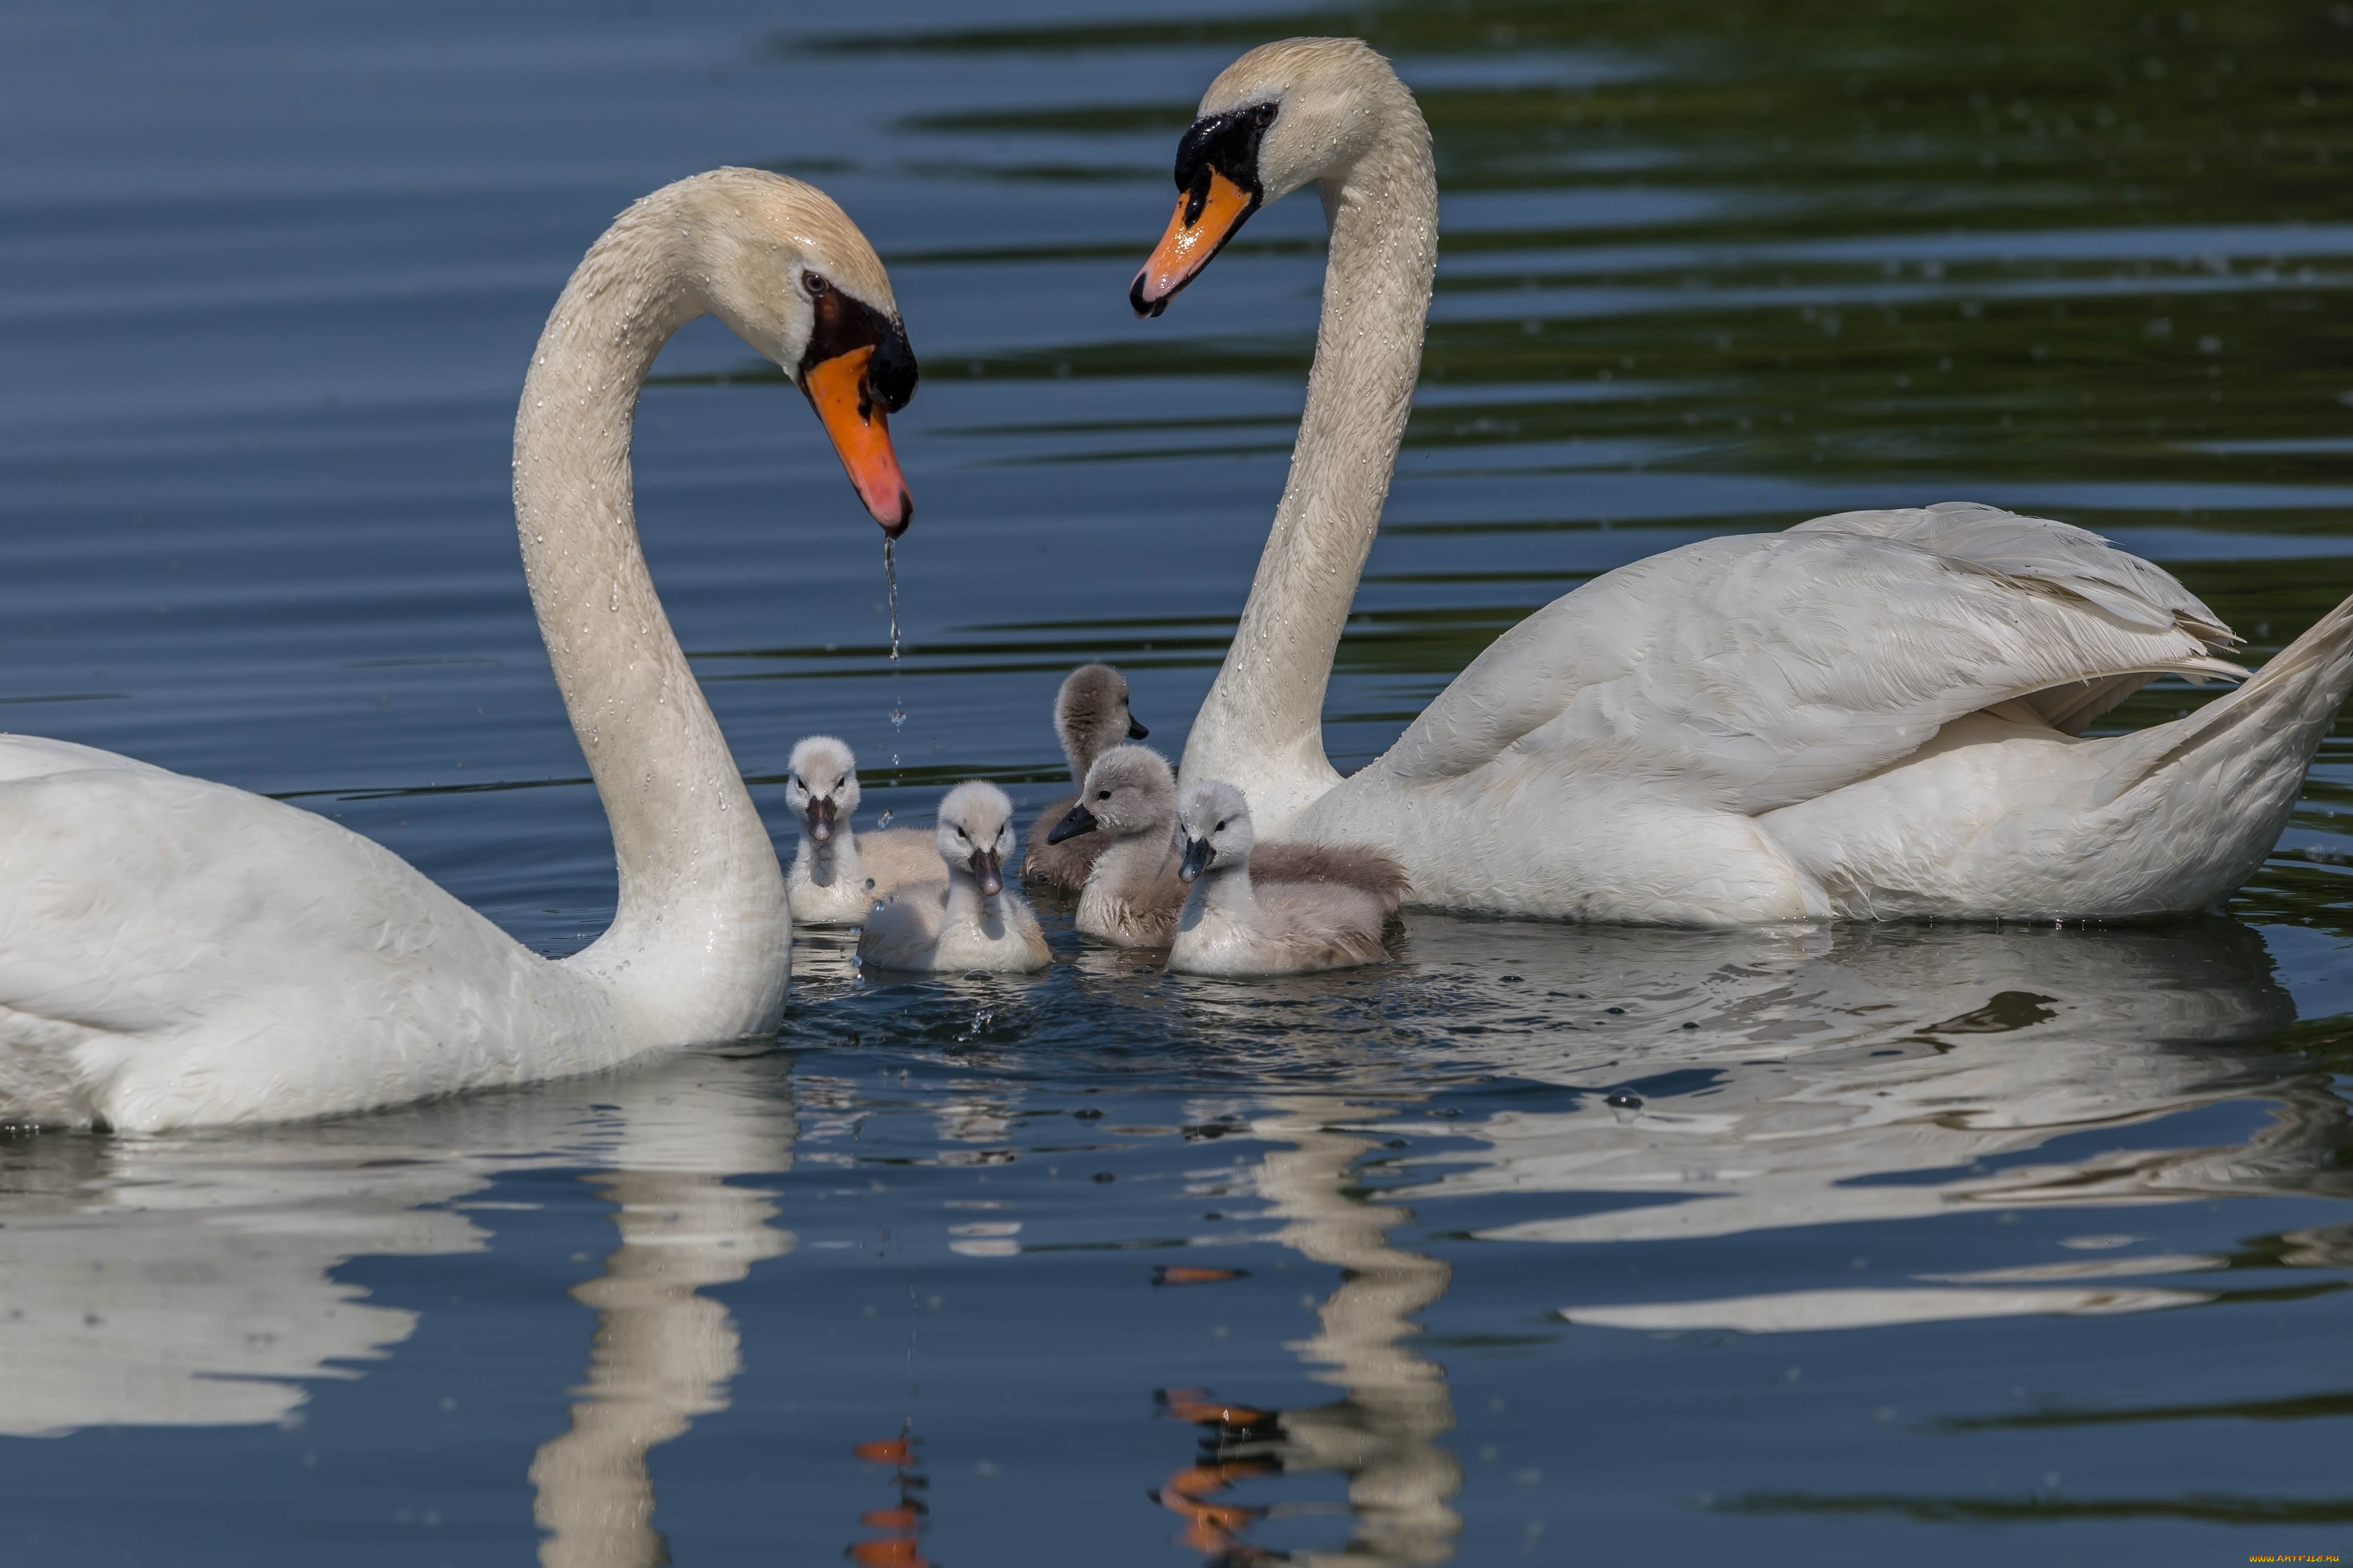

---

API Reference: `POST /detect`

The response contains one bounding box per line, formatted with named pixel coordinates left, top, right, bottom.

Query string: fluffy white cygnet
left=782, top=736, right=947, bottom=925
left=1048, top=746, right=1410, bottom=947
left=1168, top=781, right=1388, bottom=976
left=858, top=782, right=1051, bottom=974
left=1045, top=745, right=1188, bottom=945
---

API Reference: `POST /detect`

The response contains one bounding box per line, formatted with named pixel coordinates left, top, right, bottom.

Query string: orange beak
left=805, top=345, right=913, bottom=536
left=1129, top=168, right=1259, bottom=318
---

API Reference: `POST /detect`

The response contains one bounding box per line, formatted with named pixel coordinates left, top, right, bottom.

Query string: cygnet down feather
left=1023, top=664, right=1149, bottom=893
left=1169, top=780, right=1389, bottom=976
left=860, top=781, right=1051, bottom=973
left=1047, top=746, right=1409, bottom=946
left=782, top=736, right=947, bottom=924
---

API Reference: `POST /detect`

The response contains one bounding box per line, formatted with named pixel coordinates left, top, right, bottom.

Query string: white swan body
left=858, top=783, right=1049, bottom=973
left=0, top=169, right=922, bottom=1129
left=781, top=735, right=947, bottom=924
left=1170, top=781, right=1387, bottom=976
left=1134, top=39, right=2353, bottom=924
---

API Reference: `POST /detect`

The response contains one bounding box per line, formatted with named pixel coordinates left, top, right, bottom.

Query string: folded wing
left=1376, top=502, right=2243, bottom=814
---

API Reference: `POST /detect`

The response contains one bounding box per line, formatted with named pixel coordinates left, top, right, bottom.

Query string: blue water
left=5, top=1, right=2353, bottom=1562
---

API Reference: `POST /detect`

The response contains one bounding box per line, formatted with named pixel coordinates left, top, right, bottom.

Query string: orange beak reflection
left=805, top=345, right=913, bottom=536
left=1130, top=169, right=1259, bottom=318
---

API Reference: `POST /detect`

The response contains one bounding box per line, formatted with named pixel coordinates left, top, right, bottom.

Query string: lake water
left=4, top=1, right=2353, bottom=1562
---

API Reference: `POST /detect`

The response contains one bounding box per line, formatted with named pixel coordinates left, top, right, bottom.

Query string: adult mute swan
left=1132, top=37, right=2353, bottom=925
left=0, top=168, right=918, bottom=1130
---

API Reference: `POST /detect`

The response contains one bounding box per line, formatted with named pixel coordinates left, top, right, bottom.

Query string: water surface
left=3, top=1, right=2353, bottom=1562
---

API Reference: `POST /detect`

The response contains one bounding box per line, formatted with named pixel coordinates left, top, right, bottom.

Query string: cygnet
left=859, top=781, right=1051, bottom=973
left=1168, top=781, right=1389, bottom=976
left=782, top=736, right=947, bottom=924
left=1047, top=747, right=1410, bottom=946
left=1023, top=663, right=1148, bottom=893
left=1045, top=744, right=1186, bottom=945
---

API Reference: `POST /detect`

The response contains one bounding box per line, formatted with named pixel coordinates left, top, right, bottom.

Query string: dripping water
left=880, top=537, right=905, bottom=827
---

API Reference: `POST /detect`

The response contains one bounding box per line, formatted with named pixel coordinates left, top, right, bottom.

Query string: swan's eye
left=803, top=270, right=829, bottom=296
left=954, top=826, right=967, bottom=839
left=1096, top=790, right=1111, bottom=801
left=1216, top=820, right=1228, bottom=832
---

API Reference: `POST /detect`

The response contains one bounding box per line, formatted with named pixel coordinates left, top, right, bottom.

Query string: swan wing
left=1788, top=500, right=2235, bottom=733
left=1376, top=509, right=2242, bottom=813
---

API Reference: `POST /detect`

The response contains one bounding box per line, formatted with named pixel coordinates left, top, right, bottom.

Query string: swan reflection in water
left=1373, top=917, right=2346, bottom=1329
left=526, top=1064, right=794, bottom=1568
left=0, top=1051, right=795, bottom=1568
left=1150, top=916, right=2343, bottom=1559
left=0, top=918, right=2343, bottom=1556
left=1152, top=1096, right=1462, bottom=1566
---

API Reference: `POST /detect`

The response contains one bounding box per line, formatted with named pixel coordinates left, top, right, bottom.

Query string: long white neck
left=1179, top=93, right=1437, bottom=836
left=515, top=197, right=789, bottom=1037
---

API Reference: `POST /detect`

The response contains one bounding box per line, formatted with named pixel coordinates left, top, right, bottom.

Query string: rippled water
left=5, top=1, right=2353, bottom=1561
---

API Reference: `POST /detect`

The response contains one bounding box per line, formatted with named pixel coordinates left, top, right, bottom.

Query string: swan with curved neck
left=0, top=168, right=916, bottom=1129
left=1134, top=39, right=2353, bottom=924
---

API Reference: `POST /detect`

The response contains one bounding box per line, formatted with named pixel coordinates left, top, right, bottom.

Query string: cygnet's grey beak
left=969, top=846, right=1003, bottom=896
left=808, top=796, right=837, bottom=842
left=1046, top=803, right=1099, bottom=844
left=1126, top=713, right=1149, bottom=740
left=1178, top=832, right=1213, bottom=882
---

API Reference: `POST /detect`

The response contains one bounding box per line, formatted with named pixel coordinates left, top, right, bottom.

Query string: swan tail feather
left=2080, top=591, right=2353, bottom=905
left=2105, top=592, right=2353, bottom=796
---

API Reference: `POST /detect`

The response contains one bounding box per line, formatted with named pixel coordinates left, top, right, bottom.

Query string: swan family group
left=5, top=38, right=2350, bottom=1130
left=782, top=666, right=1408, bottom=979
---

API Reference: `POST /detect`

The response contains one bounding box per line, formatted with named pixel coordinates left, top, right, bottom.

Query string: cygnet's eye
left=1096, top=789, right=1111, bottom=801
left=1216, top=819, right=1228, bottom=832
left=954, top=826, right=968, bottom=839
left=790, top=776, right=802, bottom=790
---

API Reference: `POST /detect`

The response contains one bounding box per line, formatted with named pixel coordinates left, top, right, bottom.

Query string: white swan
left=1131, top=38, right=2353, bottom=925
left=0, top=168, right=920, bottom=1129
left=782, top=735, right=948, bottom=924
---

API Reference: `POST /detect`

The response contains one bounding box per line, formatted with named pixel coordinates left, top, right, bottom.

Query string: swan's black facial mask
left=1129, top=101, right=1278, bottom=317
left=796, top=271, right=920, bottom=535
